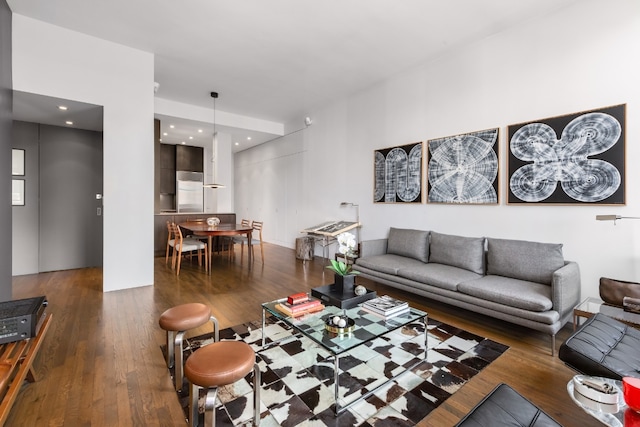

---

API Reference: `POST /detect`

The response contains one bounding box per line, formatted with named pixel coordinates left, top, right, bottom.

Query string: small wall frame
left=12, top=149, right=25, bottom=176
left=12, top=179, right=25, bottom=206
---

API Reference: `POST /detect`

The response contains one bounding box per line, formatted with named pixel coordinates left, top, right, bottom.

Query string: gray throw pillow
left=487, top=238, right=564, bottom=285
left=386, top=228, right=430, bottom=263
left=429, top=232, right=485, bottom=274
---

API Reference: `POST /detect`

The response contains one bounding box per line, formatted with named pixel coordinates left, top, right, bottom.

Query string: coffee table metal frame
left=261, top=299, right=428, bottom=415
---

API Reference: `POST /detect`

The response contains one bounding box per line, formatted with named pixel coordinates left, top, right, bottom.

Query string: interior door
left=38, top=125, right=103, bottom=272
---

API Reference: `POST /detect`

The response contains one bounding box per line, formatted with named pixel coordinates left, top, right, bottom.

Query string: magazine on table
left=361, top=305, right=410, bottom=320
left=362, top=295, right=409, bottom=315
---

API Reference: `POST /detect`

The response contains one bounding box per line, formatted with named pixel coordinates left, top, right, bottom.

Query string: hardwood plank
left=7, top=244, right=597, bottom=426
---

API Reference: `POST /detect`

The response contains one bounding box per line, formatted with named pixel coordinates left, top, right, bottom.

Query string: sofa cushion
left=458, top=275, right=553, bottom=312
left=487, top=238, right=564, bottom=285
left=428, top=232, right=485, bottom=275
left=397, top=263, right=483, bottom=292
left=386, top=228, right=430, bottom=263
left=355, top=254, right=425, bottom=276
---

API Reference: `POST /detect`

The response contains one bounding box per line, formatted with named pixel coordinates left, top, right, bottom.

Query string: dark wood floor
left=8, top=244, right=595, bottom=426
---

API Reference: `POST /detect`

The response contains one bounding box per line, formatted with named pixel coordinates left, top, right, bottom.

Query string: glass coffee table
left=261, top=298, right=428, bottom=415
left=573, top=297, right=640, bottom=331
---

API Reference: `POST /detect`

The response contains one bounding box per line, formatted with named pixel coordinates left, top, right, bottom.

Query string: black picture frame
left=12, top=179, right=25, bottom=206
left=12, top=148, right=25, bottom=176
left=507, top=104, right=625, bottom=205
left=373, top=142, right=423, bottom=203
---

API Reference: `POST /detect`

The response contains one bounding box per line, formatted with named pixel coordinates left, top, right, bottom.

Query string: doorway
left=11, top=91, right=104, bottom=274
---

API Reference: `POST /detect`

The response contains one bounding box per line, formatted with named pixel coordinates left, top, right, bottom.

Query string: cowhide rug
left=161, top=316, right=508, bottom=426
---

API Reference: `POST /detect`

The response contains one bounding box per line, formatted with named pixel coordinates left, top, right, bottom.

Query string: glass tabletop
left=575, top=297, right=640, bottom=327
left=261, top=298, right=427, bottom=355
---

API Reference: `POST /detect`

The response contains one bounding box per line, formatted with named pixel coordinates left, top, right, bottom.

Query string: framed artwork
left=12, top=179, right=25, bottom=206
left=508, top=104, right=625, bottom=205
left=374, top=142, right=423, bottom=203
left=427, top=128, right=499, bottom=204
left=12, top=149, right=25, bottom=176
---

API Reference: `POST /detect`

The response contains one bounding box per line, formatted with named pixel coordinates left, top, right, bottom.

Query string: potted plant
left=326, top=232, right=359, bottom=294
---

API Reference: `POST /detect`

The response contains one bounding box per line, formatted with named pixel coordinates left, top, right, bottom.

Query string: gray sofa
left=354, top=228, right=581, bottom=355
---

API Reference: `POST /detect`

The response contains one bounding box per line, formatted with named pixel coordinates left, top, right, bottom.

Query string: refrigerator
left=176, top=171, right=204, bottom=213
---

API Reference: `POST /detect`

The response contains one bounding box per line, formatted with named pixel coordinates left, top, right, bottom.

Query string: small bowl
left=324, top=316, right=355, bottom=334
left=623, top=377, right=640, bottom=413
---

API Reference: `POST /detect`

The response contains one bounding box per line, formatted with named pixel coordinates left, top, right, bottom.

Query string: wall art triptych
left=507, top=104, right=625, bottom=205
left=373, top=104, right=625, bottom=206
left=374, top=142, right=423, bottom=203
left=426, top=128, right=499, bottom=204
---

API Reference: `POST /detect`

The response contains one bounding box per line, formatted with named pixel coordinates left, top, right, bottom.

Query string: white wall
left=235, top=0, right=640, bottom=299
left=12, top=15, right=155, bottom=291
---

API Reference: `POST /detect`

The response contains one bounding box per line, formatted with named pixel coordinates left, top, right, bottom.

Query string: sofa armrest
left=359, top=239, right=388, bottom=257
left=551, top=261, right=581, bottom=318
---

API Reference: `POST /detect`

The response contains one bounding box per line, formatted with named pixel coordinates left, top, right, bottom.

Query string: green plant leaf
left=325, top=259, right=360, bottom=276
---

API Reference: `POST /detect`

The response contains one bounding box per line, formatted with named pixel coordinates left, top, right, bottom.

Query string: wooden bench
left=0, top=313, right=52, bottom=426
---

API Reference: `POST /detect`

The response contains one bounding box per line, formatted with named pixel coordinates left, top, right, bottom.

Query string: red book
left=287, top=292, right=309, bottom=305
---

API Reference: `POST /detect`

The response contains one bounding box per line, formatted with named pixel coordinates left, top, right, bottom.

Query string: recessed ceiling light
left=65, top=121, right=73, bottom=125
left=198, top=129, right=203, bottom=133
left=235, top=142, right=239, bottom=146
left=163, top=132, right=168, bottom=136
left=58, top=105, right=68, bottom=111
left=189, top=136, right=193, bottom=140
left=181, top=141, right=186, bottom=145
left=247, top=136, right=252, bottom=140
left=170, top=125, right=175, bottom=129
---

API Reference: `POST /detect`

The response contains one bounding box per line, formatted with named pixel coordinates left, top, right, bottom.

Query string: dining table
left=178, top=222, right=253, bottom=272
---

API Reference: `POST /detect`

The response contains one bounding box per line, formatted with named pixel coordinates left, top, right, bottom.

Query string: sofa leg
left=551, top=334, right=556, bottom=357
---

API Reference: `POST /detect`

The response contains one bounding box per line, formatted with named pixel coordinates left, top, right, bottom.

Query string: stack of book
left=275, top=293, right=324, bottom=317
left=361, top=295, right=409, bottom=319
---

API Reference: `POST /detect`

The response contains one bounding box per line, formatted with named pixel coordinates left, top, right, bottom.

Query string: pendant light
left=203, top=91, right=225, bottom=188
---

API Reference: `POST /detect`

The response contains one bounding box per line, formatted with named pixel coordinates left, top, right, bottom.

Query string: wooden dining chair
left=183, top=218, right=209, bottom=251
left=234, top=221, right=264, bottom=263
left=166, top=222, right=208, bottom=275
left=228, top=219, right=250, bottom=259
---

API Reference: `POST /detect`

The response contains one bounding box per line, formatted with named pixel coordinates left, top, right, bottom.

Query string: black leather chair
left=455, top=383, right=562, bottom=427
left=559, top=313, right=640, bottom=380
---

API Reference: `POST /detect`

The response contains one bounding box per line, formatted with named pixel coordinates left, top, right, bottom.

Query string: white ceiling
left=8, top=0, right=581, bottom=151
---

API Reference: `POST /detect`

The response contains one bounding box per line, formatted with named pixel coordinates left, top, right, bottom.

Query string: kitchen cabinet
left=176, top=145, right=203, bottom=172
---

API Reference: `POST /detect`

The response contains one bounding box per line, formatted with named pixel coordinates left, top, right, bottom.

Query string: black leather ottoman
left=455, top=383, right=561, bottom=427
left=559, top=313, right=640, bottom=380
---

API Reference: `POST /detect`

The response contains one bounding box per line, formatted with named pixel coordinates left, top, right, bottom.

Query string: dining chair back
left=234, top=220, right=264, bottom=263
left=167, top=222, right=208, bottom=275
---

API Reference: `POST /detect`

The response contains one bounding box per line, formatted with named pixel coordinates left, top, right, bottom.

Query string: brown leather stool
left=185, top=341, right=260, bottom=427
left=158, top=303, right=219, bottom=391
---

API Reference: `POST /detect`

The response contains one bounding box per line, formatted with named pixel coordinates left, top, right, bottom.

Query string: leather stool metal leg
left=185, top=341, right=260, bottom=427
left=158, top=303, right=219, bottom=391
